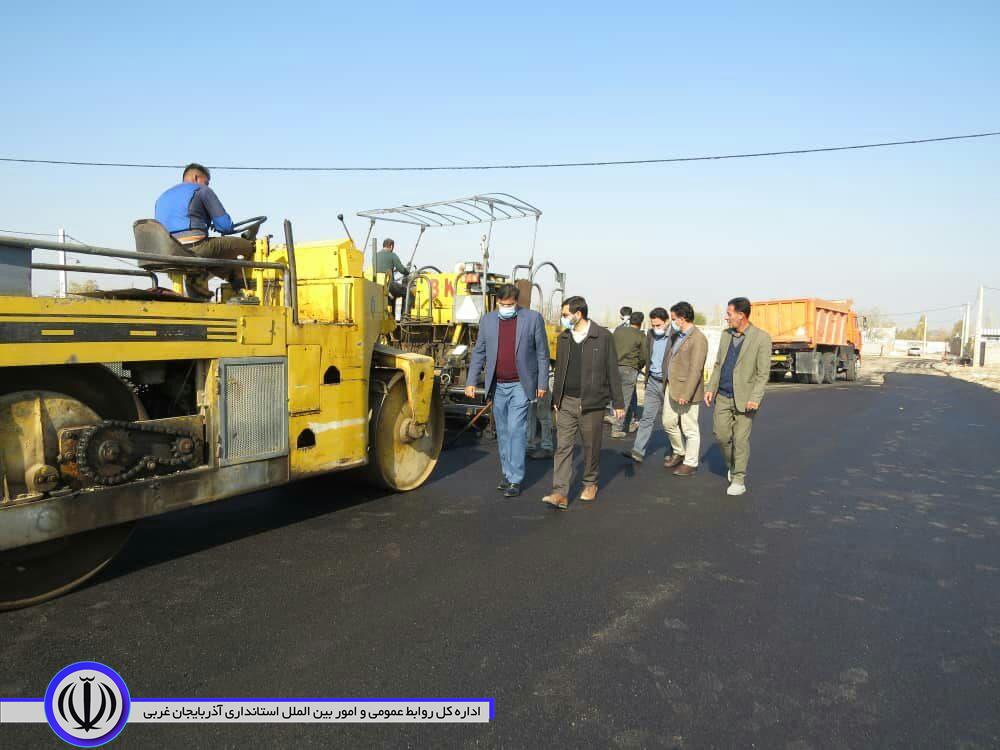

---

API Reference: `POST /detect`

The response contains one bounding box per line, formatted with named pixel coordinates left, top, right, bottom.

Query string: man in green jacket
left=374, top=238, right=410, bottom=305
left=610, top=310, right=647, bottom=438
left=704, top=297, right=772, bottom=496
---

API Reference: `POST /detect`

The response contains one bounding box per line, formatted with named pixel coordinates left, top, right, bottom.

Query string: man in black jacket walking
left=543, top=296, right=625, bottom=510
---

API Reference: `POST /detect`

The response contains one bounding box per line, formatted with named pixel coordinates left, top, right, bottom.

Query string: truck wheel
left=820, top=352, right=836, bottom=384
left=845, top=351, right=859, bottom=381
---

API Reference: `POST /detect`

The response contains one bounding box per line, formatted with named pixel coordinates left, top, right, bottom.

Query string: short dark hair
left=562, top=295, right=588, bottom=319
left=728, top=297, right=752, bottom=318
left=629, top=311, right=644, bottom=326
left=670, top=301, right=695, bottom=323
left=183, top=162, right=210, bottom=180
left=382, top=238, right=395, bottom=249
left=496, top=283, right=520, bottom=302
left=649, top=306, right=668, bottom=322
left=619, top=306, right=632, bottom=317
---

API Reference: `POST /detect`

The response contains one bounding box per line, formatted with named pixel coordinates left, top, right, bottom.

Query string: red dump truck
left=753, top=298, right=863, bottom=384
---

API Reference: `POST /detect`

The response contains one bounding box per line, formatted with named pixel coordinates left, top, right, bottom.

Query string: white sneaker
left=726, top=481, right=746, bottom=496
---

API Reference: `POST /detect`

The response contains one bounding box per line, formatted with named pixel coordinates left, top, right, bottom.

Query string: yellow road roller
left=0, top=217, right=443, bottom=609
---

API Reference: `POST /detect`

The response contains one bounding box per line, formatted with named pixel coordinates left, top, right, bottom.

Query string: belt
left=175, top=234, right=207, bottom=245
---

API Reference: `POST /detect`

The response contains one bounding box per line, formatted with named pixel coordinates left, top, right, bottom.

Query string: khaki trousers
left=188, top=235, right=256, bottom=282
left=712, top=394, right=754, bottom=481
left=552, top=395, right=604, bottom=496
left=662, top=396, right=700, bottom=467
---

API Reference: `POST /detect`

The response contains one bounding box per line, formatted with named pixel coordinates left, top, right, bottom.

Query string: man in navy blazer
left=465, top=284, right=550, bottom=498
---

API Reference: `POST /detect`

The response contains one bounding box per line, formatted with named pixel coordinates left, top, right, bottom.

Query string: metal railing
left=0, top=234, right=293, bottom=312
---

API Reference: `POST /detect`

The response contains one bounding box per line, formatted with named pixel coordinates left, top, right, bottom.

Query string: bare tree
left=860, top=306, right=895, bottom=329
left=68, top=279, right=99, bottom=294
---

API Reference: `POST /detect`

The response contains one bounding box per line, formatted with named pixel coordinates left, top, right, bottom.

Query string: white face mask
left=652, top=325, right=667, bottom=337
left=561, top=315, right=574, bottom=330
left=670, top=319, right=681, bottom=332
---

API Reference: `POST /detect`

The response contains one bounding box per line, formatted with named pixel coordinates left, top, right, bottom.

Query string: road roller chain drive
left=75, top=419, right=203, bottom=487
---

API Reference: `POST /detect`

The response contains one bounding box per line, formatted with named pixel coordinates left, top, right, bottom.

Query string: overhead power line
left=0, top=228, right=62, bottom=237
left=0, top=131, right=997, bottom=173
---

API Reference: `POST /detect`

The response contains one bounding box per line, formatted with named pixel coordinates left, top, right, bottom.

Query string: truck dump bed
left=754, top=298, right=862, bottom=350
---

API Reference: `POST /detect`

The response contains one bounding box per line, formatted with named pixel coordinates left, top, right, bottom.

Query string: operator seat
left=132, top=219, right=196, bottom=272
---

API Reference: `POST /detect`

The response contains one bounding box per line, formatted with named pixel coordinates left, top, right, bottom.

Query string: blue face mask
left=498, top=305, right=517, bottom=319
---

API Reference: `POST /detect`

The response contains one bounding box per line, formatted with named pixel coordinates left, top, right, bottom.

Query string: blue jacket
left=466, top=308, right=550, bottom=400
left=154, top=182, right=235, bottom=243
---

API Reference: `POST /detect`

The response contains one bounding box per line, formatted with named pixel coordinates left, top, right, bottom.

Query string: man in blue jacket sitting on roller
left=154, top=162, right=257, bottom=299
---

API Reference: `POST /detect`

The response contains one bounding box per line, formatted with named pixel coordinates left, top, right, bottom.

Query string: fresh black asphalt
left=2, top=371, right=999, bottom=749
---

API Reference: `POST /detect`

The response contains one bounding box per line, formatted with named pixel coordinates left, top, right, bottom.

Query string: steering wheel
left=230, top=216, right=267, bottom=234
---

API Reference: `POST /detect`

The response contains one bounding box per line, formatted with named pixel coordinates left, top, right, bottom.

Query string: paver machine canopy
left=356, top=194, right=566, bottom=428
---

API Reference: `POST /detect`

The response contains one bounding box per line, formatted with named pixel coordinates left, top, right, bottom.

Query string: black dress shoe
left=503, top=483, right=521, bottom=498
left=497, top=479, right=512, bottom=491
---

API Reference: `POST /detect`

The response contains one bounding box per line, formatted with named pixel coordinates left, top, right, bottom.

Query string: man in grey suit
left=705, top=297, right=772, bottom=496
left=466, top=284, right=550, bottom=498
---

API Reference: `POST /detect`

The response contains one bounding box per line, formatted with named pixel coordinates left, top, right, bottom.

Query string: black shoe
left=503, top=483, right=521, bottom=498
left=498, top=479, right=512, bottom=491
left=184, top=274, right=214, bottom=301
left=528, top=448, right=553, bottom=460
left=622, top=449, right=643, bottom=463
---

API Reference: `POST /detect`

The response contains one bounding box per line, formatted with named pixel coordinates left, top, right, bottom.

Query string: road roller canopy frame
left=357, top=193, right=545, bottom=316
left=357, top=193, right=541, bottom=229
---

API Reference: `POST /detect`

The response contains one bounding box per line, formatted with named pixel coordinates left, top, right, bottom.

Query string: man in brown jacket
left=543, top=296, right=625, bottom=510
left=661, top=302, right=709, bottom=476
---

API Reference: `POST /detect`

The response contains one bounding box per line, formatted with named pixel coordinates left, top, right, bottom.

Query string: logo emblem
left=44, top=662, right=130, bottom=747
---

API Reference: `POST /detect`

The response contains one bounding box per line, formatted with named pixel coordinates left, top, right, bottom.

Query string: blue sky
left=2, top=1, right=997, bottom=327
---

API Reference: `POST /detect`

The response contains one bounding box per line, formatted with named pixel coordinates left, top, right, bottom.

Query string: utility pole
left=58, top=228, right=67, bottom=297
left=975, top=285, right=985, bottom=367
left=960, top=303, right=969, bottom=358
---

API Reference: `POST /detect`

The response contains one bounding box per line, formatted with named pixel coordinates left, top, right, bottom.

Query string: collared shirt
left=571, top=319, right=591, bottom=344
left=154, top=182, right=235, bottom=244
left=671, top=328, right=689, bottom=354
left=666, top=328, right=689, bottom=381
left=718, top=329, right=745, bottom=397
left=649, top=333, right=669, bottom=379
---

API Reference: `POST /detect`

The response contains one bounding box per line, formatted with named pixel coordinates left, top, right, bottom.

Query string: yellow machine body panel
left=0, top=295, right=287, bottom=366
left=546, top=323, right=560, bottom=362
left=406, top=271, right=474, bottom=325
left=258, top=238, right=393, bottom=477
